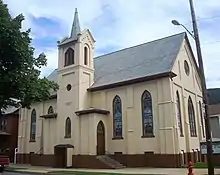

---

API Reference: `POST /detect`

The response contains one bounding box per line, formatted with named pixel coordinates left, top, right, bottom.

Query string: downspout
left=170, top=78, right=180, bottom=165
left=181, top=87, right=190, bottom=158
left=40, top=101, right=44, bottom=154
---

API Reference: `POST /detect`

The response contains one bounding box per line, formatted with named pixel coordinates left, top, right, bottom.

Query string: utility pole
left=188, top=0, right=214, bottom=174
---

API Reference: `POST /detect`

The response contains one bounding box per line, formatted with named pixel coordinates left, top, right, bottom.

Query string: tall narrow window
left=176, top=91, right=183, bottom=136
left=113, top=95, right=123, bottom=138
left=188, top=97, right=197, bottom=137
left=30, top=109, right=37, bottom=141
left=141, top=90, right=154, bottom=137
left=64, top=48, right=74, bottom=66
left=199, top=101, right=205, bottom=137
left=65, top=117, right=71, bottom=138
left=84, top=46, right=88, bottom=65
left=48, top=106, right=54, bottom=114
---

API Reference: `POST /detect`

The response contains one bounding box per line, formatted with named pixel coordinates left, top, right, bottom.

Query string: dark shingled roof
left=47, top=32, right=186, bottom=93
left=208, top=88, right=220, bottom=105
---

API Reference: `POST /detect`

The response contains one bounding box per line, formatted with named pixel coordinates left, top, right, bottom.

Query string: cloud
left=3, top=0, right=220, bottom=87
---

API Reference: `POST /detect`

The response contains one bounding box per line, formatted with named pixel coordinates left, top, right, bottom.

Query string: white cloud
left=4, top=0, right=220, bottom=87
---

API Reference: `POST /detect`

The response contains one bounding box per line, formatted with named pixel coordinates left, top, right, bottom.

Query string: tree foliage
left=0, top=0, right=59, bottom=111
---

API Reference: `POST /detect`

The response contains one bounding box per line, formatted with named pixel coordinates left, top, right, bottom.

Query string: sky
left=4, top=0, right=220, bottom=88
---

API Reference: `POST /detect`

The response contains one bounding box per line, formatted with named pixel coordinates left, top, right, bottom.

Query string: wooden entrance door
left=54, top=146, right=66, bottom=168
left=97, top=121, right=105, bottom=155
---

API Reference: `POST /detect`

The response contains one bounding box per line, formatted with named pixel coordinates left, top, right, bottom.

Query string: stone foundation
left=110, top=153, right=182, bottom=168
left=16, top=153, right=55, bottom=167
left=17, top=152, right=220, bottom=168
left=72, top=155, right=111, bottom=169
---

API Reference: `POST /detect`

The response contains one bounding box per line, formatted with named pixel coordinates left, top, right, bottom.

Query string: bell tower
left=56, top=8, right=95, bottom=146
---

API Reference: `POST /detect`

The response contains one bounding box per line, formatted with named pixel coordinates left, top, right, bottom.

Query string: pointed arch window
left=65, top=117, right=71, bottom=138
left=30, top=109, right=37, bottom=142
left=188, top=97, right=197, bottom=137
left=141, top=90, right=154, bottom=137
left=176, top=91, right=183, bottom=136
left=113, top=95, right=123, bottom=138
left=64, top=48, right=74, bottom=66
left=84, top=46, right=89, bottom=65
left=48, top=106, right=54, bottom=114
left=199, top=101, right=205, bottom=137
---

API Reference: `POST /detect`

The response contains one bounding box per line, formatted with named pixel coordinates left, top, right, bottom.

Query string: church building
left=17, top=9, right=206, bottom=168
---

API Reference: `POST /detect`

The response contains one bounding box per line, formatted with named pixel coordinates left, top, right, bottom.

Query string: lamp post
left=171, top=0, right=214, bottom=175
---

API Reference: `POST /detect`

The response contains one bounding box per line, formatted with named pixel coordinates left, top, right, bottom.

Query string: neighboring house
left=0, top=105, right=20, bottom=162
left=208, top=88, right=220, bottom=138
left=17, top=9, right=206, bottom=168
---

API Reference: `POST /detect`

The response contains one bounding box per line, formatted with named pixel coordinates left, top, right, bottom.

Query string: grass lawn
left=48, top=171, right=162, bottom=175
left=181, top=162, right=220, bottom=169
left=5, top=167, right=27, bottom=170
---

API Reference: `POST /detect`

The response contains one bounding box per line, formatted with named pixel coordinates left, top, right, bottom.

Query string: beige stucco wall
left=17, top=99, right=57, bottom=154
left=171, top=39, right=205, bottom=154
left=90, top=77, right=176, bottom=155
left=17, top=36, right=204, bottom=157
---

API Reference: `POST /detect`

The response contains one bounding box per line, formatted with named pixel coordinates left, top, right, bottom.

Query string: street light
left=171, top=2, right=214, bottom=174
left=171, top=20, right=195, bottom=39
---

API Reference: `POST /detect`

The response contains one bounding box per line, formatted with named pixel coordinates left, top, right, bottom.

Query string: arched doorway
left=97, top=121, right=105, bottom=155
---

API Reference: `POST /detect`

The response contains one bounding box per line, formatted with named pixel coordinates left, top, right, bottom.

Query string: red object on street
left=0, top=155, right=10, bottom=172
left=188, top=161, right=194, bottom=175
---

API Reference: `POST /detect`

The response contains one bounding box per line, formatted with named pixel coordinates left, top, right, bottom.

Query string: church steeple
left=70, top=8, right=81, bottom=39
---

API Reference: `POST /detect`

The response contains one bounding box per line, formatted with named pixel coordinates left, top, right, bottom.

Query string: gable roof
left=48, top=32, right=186, bottom=93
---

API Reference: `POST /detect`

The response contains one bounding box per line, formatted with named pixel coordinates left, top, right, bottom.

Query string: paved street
left=1, top=173, right=47, bottom=175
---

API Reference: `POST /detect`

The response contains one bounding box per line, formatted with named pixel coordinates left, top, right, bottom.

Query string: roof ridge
left=94, top=32, right=186, bottom=60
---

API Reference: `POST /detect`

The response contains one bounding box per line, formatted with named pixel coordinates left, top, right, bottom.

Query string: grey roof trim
left=86, top=29, right=96, bottom=42
left=0, top=131, right=10, bottom=136
left=75, top=107, right=110, bottom=116
left=54, top=144, right=74, bottom=148
left=40, top=113, right=57, bottom=119
left=88, top=72, right=177, bottom=92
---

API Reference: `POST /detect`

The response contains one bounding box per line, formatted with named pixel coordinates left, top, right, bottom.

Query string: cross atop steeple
left=70, top=8, right=81, bottom=39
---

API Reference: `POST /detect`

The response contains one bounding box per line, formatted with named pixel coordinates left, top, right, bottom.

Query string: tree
left=0, top=0, right=59, bottom=112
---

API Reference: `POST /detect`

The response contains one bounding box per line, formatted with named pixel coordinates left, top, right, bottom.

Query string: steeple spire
left=70, top=8, right=81, bottom=39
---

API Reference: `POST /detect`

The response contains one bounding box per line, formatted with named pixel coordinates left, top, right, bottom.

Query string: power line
left=183, top=15, right=220, bottom=25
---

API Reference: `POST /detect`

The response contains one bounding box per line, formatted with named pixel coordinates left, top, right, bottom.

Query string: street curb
left=4, top=169, right=76, bottom=175
left=4, top=169, right=49, bottom=175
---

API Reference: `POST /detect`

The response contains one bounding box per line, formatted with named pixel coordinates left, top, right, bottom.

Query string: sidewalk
left=6, top=164, right=220, bottom=175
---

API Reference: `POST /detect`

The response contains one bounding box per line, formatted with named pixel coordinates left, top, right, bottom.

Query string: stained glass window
left=30, top=109, right=36, bottom=141
left=141, top=91, right=153, bottom=136
left=48, top=106, right=54, bottom=114
left=188, top=97, right=197, bottom=137
left=65, top=117, right=71, bottom=138
left=113, top=96, right=122, bottom=138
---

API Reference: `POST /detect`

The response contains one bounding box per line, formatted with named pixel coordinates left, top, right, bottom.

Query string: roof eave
left=88, top=72, right=177, bottom=92
left=75, top=108, right=110, bottom=116
left=86, top=29, right=96, bottom=43
left=40, top=113, right=57, bottom=119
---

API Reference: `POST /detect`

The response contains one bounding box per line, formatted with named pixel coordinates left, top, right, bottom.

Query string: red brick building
left=0, top=106, right=20, bottom=162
